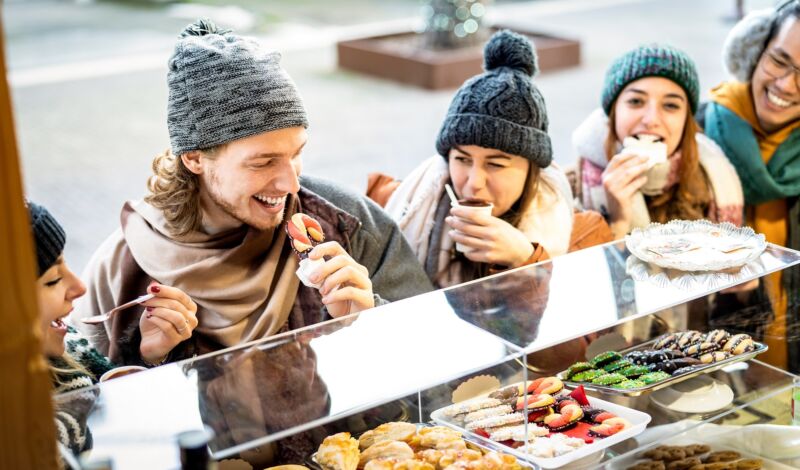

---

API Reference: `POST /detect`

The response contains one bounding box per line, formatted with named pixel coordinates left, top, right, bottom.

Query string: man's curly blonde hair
left=144, top=147, right=219, bottom=236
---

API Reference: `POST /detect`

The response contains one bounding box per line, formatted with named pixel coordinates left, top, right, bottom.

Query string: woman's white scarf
left=385, top=156, right=574, bottom=285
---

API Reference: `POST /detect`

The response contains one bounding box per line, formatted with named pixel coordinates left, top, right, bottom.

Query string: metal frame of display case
left=54, top=240, right=800, bottom=469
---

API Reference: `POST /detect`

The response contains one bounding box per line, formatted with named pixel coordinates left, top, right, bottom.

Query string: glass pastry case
left=54, top=240, right=800, bottom=469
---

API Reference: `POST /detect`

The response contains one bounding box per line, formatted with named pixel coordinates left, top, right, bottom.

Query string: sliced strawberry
left=474, top=428, right=489, bottom=438
left=569, top=385, right=590, bottom=407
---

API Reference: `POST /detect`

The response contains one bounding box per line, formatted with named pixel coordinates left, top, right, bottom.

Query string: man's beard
left=205, top=172, right=286, bottom=231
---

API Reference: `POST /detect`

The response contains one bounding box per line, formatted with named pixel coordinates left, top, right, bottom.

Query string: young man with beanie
left=573, top=44, right=743, bottom=240
left=384, top=30, right=610, bottom=289
left=701, top=0, right=800, bottom=372
left=73, top=19, right=432, bottom=365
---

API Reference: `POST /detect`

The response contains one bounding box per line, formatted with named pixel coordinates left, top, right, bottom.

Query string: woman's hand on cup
left=602, top=152, right=649, bottom=237
left=447, top=206, right=533, bottom=267
left=139, top=283, right=198, bottom=364
left=307, top=241, right=374, bottom=318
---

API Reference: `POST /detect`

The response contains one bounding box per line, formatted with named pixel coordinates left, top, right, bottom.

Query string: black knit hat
left=27, top=201, right=66, bottom=276
left=436, top=30, right=552, bottom=168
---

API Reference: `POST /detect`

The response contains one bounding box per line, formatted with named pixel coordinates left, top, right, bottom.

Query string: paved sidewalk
left=5, top=0, right=773, bottom=271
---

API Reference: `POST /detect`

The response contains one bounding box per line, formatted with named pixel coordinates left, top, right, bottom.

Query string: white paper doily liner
left=625, top=220, right=766, bottom=272
left=626, top=254, right=766, bottom=290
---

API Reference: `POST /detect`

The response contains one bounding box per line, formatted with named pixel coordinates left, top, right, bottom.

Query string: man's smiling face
left=751, top=16, right=800, bottom=133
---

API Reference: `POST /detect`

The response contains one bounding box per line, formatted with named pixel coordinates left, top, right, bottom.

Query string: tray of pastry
left=557, top=329, right=767, bottom=397
left=430, top=378, right=651, bottom=469
left=607, top=435, right=795, bottom=470
left=309, top=422, right=533, bottom=470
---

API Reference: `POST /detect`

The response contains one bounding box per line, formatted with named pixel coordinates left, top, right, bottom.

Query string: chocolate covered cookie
left=704, top=329, right=730, bottom=346
left=699, top=351, right=732, bottom=364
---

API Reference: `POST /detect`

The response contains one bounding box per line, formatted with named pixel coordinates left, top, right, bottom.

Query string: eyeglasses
left=761, top=50, right=800, bottom=89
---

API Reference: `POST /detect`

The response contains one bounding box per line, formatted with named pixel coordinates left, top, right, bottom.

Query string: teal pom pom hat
left=436, top=29, right=553, bottom=168
left=601, top=44, right=700, bottom=115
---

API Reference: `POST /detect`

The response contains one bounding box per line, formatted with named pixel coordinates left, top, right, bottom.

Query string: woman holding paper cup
left=573, top=44, right=744, bottom=239
left=385, top=30, right=610, bottom=288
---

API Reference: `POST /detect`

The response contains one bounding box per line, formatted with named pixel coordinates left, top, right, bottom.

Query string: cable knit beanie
left=27, top=201, right=66, bottom=276
left=436, top=30, right=552, bottom=168
left=167, top=19, right=308, bottom=156
left=723, top=0, right=799, bottom=82
left=602, top=44, right=700, bottom=114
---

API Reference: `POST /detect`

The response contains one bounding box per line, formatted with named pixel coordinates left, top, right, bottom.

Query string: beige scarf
left=122, top=198, right=300, bottom=348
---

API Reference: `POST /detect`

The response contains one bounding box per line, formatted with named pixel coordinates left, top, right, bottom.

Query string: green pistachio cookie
left=566, top=362, right=593, bottom=379
left=640, top=371, right=671, bottom=385
left=591, top=372, right=626, bottom=386
left=590, top=351, right=622, bottom=368
left=619, top=365, right=650, bottom=378
left=613, top=379, right=646, bottom=389
left=603, top=359, right=632, bottom=372
left=570, top=369, right=604, bottom=382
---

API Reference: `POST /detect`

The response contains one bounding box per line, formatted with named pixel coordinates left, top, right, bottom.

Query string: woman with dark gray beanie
left=573, top=44, right=744, bottom=240
left=27, top=200, right=195, bottom=387
left=385, top=30, right=610, bottom=288
left=27, top=200, right=197, bottom=458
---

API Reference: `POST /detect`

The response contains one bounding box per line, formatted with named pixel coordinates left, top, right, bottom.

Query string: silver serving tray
left=625, top=220, right=766, bottom=272
left=557, top=338, right=768, bottom=397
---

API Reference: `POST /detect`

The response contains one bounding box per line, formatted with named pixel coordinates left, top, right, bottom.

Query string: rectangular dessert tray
left=308, top=423, right=536, bottom=470
left=557, top=339, right=768, bottom=397
left=431, top=395, right=651, bottom=469
left=606, top=433, right=796, bottom=470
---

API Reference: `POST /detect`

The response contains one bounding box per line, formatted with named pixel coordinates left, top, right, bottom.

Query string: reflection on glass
left=444, top=241, right=800, bottom=352
left=50, top=241, right=800, bottom=469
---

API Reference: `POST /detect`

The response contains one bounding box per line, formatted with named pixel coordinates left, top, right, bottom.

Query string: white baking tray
left=431, top=395, right=651, bottom=469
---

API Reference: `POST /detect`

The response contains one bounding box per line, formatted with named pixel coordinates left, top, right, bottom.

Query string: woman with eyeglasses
left=702, top=0, right=800, bottom=372
left=573, top=44, right=744, bottom=241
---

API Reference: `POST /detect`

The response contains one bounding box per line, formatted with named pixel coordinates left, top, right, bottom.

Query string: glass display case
left=54, top=240, right=800, bottom=469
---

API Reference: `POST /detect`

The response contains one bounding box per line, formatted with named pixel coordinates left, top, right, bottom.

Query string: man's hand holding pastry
left=307, top=241, right=375, bottom=318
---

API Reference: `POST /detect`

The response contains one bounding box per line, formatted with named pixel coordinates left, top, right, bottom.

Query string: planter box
left=337, top=26, right=580, bottom=90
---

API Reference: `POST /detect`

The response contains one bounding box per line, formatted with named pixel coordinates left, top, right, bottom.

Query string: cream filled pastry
left=622, top=134, right=668, bottom=168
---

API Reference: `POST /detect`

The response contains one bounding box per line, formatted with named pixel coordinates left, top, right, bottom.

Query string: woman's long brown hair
left=605, top=106, right=710, bottom=223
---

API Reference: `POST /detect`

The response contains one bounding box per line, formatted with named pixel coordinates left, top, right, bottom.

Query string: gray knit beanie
left=167, top=19, right=308, bottom=156
left=27, top=201, right=66, bottom=276
left=436, top=30, right=552, bottom=168
left=723, top=1, right=799, bottom=82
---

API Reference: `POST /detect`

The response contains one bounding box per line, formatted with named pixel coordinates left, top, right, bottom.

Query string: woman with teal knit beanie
left=573, top=44, right=744, bottom=240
